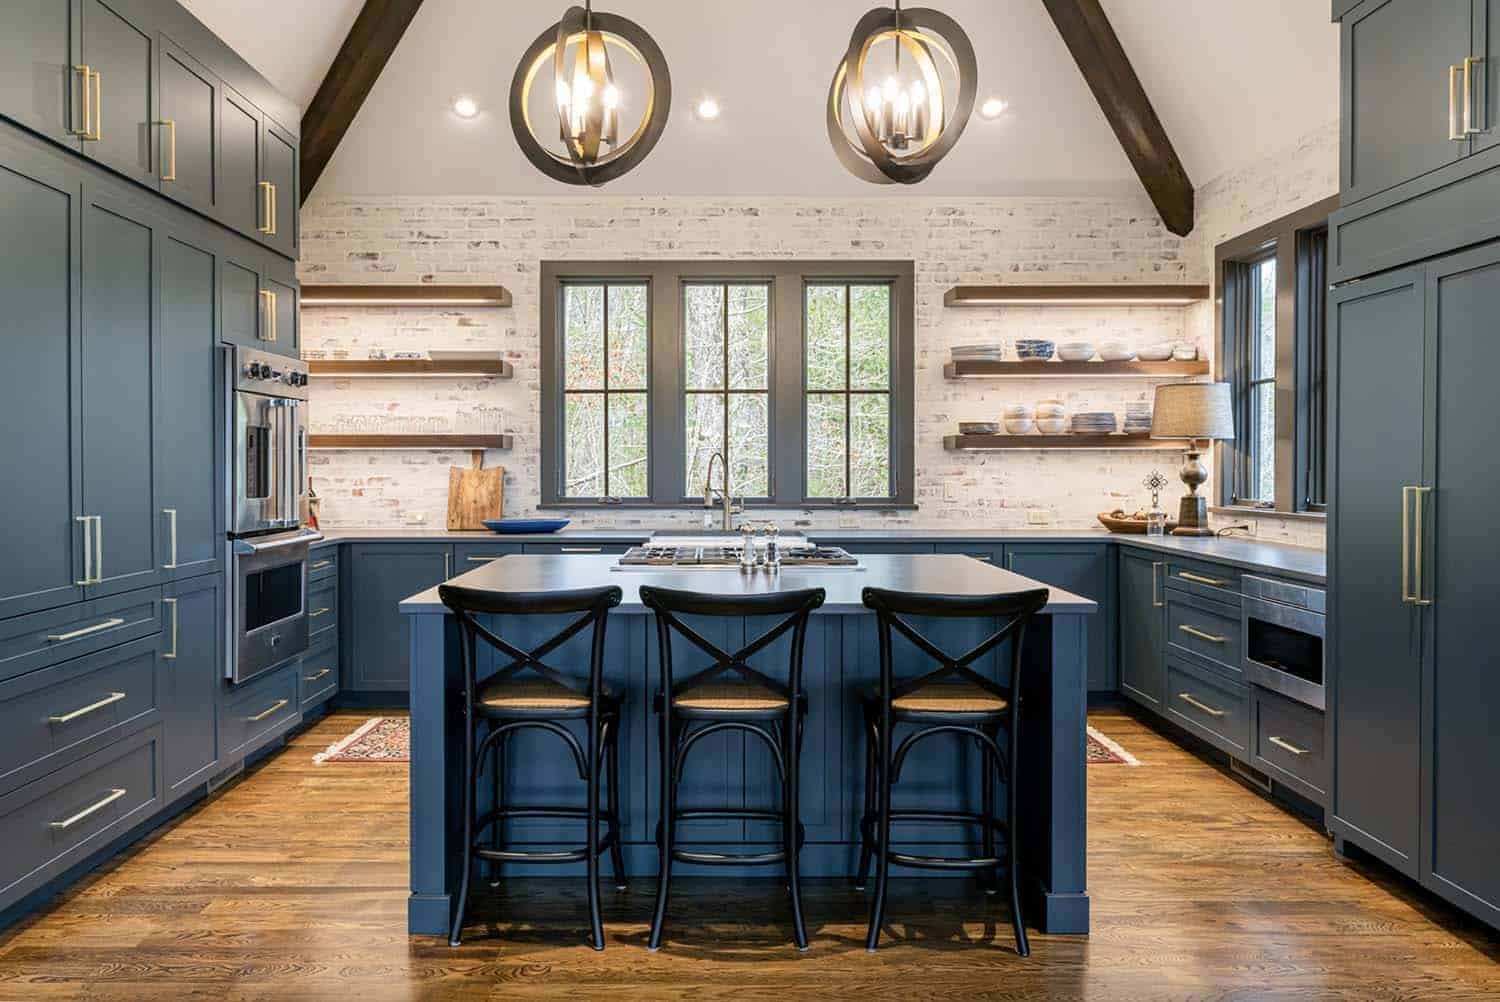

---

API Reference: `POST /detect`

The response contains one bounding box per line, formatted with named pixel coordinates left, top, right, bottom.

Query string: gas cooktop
left=614, top=543, right=861, bottom=570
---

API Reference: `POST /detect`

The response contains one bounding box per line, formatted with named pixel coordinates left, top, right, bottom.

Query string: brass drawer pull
left=157, top=119, right=177, bottom=180
left=1176, top=571, right=1229, bottom=587
left=466, top=556, right=500, bottom=563
left=247, top=699, right=289, bottom=723
left=162, top=508, right=178, bottom=569
left=1177, top=692, right=1226, bottom=718
left=561, top=546, right=603, bottom=553
left=1152, top=561, right=1164, bottom=609
left=1268, top=736, right=1309, bottom=757
left=258, top=181, right=274, bottom=233
left=47, top=617, right=126, bottom=643
left=48, top=691, right=127, bottom=725
left=1464, top=56, right=1487, bottom=135
left=309, top=607, right=331, bottom=618
left=310, top=560, right=333, bottom=570
left=1178, top=624, right=1227, bottom=644
left=304, top=668, right=332, bottom=682
left=1450, top=63, right=1466, bottom=141
left=163, top=598, right=178, bottom=659
left=50, top=788, right=127, bottom=830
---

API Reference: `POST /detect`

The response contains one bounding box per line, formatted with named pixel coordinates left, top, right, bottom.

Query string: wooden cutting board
left=447, top=451, right=504, bottom=530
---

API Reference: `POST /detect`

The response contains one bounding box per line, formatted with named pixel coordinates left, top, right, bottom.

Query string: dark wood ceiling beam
left=300, top=0, right=426, bottom=203
left=1041, top=0, right=1195, bottom=236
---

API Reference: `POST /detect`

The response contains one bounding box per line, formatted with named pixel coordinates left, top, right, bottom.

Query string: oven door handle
left=232, top=529, right=325, bottom=556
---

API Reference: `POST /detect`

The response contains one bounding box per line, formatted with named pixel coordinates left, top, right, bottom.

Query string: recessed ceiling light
left=979, top=97, right=1008, bottom=119
left=452, top=96, right=480, bottom=119
left=695, top=96, right=721, bottom=121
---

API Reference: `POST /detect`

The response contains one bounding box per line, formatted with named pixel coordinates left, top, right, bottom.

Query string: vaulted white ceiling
left=180, top=0, right=1338, bottom=201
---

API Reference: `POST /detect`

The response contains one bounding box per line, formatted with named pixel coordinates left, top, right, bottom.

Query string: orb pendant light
left=827, top=2, right=977, bottom=184
left=510, top=2, right=671, bottom=186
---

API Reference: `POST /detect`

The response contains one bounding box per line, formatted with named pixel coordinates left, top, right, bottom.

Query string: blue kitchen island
left=399, top=553, right=1097, bottom=938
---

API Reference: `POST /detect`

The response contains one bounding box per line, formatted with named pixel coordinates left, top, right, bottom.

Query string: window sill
left=538, top=502, right=920, bottom=512
left=1210, top=505, right=1327, bottom=524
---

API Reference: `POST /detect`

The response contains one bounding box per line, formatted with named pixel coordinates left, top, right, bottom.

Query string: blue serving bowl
left=482, top=518, right=571, bottom=534
left=1016, top=339, right=1055, bottom=360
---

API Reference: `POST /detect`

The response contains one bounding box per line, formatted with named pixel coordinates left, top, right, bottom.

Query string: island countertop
left=399, top=552, right=1099, bottom=616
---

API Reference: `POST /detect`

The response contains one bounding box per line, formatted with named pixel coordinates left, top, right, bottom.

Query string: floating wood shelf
left=307, top=358, right=514, bottom=378
left=944, top=433, right=1180, bottom=452
left=944, top=359, right=1210, bottom=379
left=300, top=285, right=512, bottom=308
left=308, top=434, right=513, bottom=450
left=944, top=284, right=1210, bottom=307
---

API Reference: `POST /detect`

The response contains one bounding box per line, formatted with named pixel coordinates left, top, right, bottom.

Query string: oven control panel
left=234, top=346, right=310, bottom=399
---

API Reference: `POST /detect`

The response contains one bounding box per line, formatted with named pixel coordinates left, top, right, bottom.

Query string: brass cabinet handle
left=163, top=598, right=178, bottom=659
left=1176, top=571, right=1229, bottom=587
left=1401, top=486, right=1413, bottom=604
left=248, top=699, right=289, bottom=723
left=269, top=291, right=277, bottom=342
left=162, top=508, right=178, bottom=568
left=258, top=289, right=277, bottom=342
left=50, top=788, right=127, bottom=830
left=269, top=183, right=277, bottom=235
left=75, top=515, right=93, bottom=585
left=89, top=70, right=102, bottom=141
left=309, top=607, right=331, bottom=618
left=157, top=119, right=176, bottom=180
left=1151, top=561, right=1164, bottom=609
left=1268, top=735, right=1309, bottom=757
left=1464, top=56, right=1486, bottom=135
left=258, top=181, right=273, bottom=233
left=46, top=616, right=125, bottom=643
left=310, top=560, right=332, bottom=570
left=69, top=65, right=92, bottom=137
left=1412, top=486, right=1432, bottom=607
left=94, top=515, right=104, bottom=582
left=48, top=691, right=127, bottom=725
left=304, top=668, right=332, bottom=682
left=466, top=555, right=500, bottom=563
left=1177, top=692, right=1226, bottom=718
left=1178, top=624, right=1227, bottom=644
left=444, top=552, right=452, bottom=578
left=561, top=546, right=604, bottom=553
left=1450, top=64, right=1466, bottom=141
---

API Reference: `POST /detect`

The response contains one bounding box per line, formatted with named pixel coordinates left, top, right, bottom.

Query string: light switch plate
left=1026, top=509, right=1051, bottom=525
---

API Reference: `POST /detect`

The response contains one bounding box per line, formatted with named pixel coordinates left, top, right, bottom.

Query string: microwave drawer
left=1166, top=656, right=1250, bottom=757
left=1252, top=687, right=1327, bottom=802
left=1166, top=593, right=1242, bottom=677
left=0, top=591, right=162, bottom=684
left=0, top=636, right=161, bottom=796
left=0, top=725, right=161, bottom=908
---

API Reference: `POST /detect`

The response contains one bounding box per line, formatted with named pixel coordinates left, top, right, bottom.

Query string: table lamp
left=1151, top=382, right=1234, bottom=537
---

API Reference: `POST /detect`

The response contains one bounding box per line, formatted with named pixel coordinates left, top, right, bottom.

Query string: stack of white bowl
left=1058, top=340, right=1095, bottom=362
left=1100, top=340, right=1135, bottom=361
left=1035, top=400, right=1068, bottom=434
left=1002, top=403, right=1034, bottom=435
left=1138, top=342, right=1174, bottom=361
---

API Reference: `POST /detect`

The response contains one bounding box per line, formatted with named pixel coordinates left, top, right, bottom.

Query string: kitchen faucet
left=702, top=451, right=742, bottom=532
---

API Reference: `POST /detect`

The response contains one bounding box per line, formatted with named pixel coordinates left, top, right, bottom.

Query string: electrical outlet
left=1025, top=509, right=1051, bottom=526
left=405, top=510, right=427, bottom=525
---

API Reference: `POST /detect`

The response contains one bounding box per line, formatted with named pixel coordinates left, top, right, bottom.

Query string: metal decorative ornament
left=827, top=2, right=978, bottom=184
left=510, top=2, right=671, bottom=186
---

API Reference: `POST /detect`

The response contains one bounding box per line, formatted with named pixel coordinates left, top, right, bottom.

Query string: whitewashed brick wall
left=298, top=123, right=1335, bottom=548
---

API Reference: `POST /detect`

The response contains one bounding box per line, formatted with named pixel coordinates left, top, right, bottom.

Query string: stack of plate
left=1015, top=339, right=1055, bottom=361
left=959, top=421, right=1000, bottom=435
left=951, top=343, right=1006, bottom=362
left=1123, top=401, right=1153, bottom=435
left=1071, top=411, right=1118, bottom=435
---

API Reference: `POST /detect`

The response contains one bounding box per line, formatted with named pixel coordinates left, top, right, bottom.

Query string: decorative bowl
left=1098, top=510, right=1179, bottom=534
left=1099, top=341, right=1135, bottom=361
left=1172, top=343, right=1199, bottom=361
left=483, top=518, right=571, bottom=534
left=1001, top=403, right=1033, bottom=418
left=1015, top=339, right=1055, bottom=360
left=1037, top=417, right=1069, bottom=434
left=1138, top=343, right=1174, bottom=361
left=1035, top=400, right=1067, bottom=418
left=1004, top=418, right=1035, bottom=435
left=1057, top=341, right=1096, bottom=362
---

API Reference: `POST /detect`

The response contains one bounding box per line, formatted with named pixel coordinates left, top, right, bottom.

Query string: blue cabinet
left=0, top=0, right=79, bottom=148
left=346, top=544, right=453, bottom=694
left=161, top=573, right=220, bottom=800
left=79, top=0, right=155, bottom=186
left=1003, top=543, right=1115, bottom=692
left=1118, top=548, right=1165, bottom=709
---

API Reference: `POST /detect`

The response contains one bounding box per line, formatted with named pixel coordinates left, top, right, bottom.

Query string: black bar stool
left=638, top=584, right=826, bottom=952
left=856, top=585, right=1050, bottom=955
left=439, top=582, right=626, bottom=950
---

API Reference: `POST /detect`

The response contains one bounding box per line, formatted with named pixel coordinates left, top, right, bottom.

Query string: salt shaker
left=765, top=524, right=781, bottom=572
left=739, top=523, right=758, bottom=572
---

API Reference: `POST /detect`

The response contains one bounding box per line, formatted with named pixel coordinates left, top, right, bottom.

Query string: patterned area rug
left=315, top=716, right=1140, bottom=767
left=314, top=717, right=410, bottom=764
left=1087, top=725, right=1142, bottom=765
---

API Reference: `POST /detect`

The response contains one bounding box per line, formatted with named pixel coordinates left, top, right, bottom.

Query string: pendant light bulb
left=602, top=84, right=620, bottom=109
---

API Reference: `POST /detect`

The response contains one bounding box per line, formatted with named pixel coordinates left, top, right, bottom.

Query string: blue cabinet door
left=1477, top=1, right=1498, bottom=156
left=1118, top=549, right=1165, bottom=708
left=218, top=244, right=266, bottom=349
left=1328, top=266, right=1426, bottom=878
left=0, top=137, right=85, bottom=620
left=1421, top=243, right=1500, bottom=927
left=81, top=181, right=160, bottom=598
left=218, top=85, right=262, bottom=240
left=264, top=262, right=298, bottom=358
left=79, top=0, right=154, bottom=185
left=347, top=544, right=452, bottom=693
left=155, top=36, right=217, bottom=217
left=1340, top=0, right=1471, bottom=204
left=261, top=118, right=296, bottom=258
left=161, top=572, right=220, bottom=800
left=0, top=0, right=81, bottom=147
left=155, top=229, right=220, bottom=581
left=1003, top=543, right=1114, bottom=692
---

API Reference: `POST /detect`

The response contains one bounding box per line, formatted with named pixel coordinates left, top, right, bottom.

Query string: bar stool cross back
left=439, top=582, right=626, bottom=950
left=639, top=584, right=827, bottom=952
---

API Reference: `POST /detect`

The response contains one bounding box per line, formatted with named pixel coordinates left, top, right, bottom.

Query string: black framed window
left=804, top=282, right=894, bottom=501
left=683, top=281, right=771, bottom=499
left=559, top=281, right=650, bottom=501
left=540, top=261, right=914, bottom=509
left=1216, top=195, right=1338, bottom=517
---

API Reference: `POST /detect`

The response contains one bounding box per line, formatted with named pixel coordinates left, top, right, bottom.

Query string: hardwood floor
left=0, top=708, right=1494, bottom=1000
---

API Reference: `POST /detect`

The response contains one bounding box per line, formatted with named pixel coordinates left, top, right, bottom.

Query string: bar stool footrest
left=672, top=847, right=789, bottom=866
